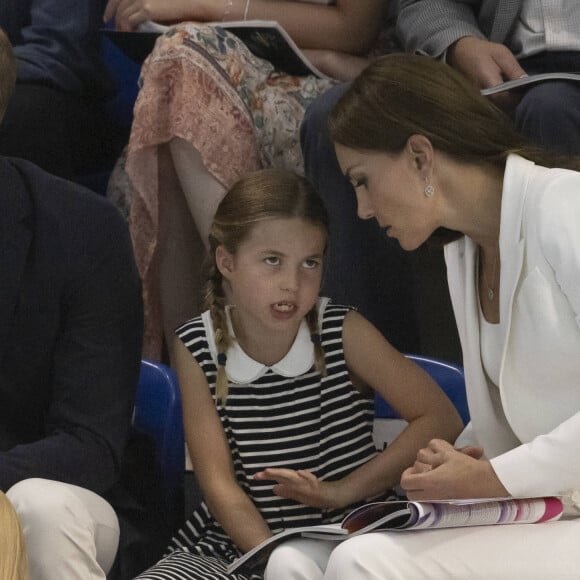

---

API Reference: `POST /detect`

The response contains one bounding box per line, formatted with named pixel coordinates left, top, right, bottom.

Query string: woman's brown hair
left=329, top=53, right=580, bottom=243
left=204, top=168, right=329, bottom=403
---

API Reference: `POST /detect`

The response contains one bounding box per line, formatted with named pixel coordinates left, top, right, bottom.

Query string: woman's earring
left=424, top=180, right=435, bottom=197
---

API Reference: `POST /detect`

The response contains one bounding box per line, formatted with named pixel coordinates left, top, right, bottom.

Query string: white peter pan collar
left=201, top=299, right=328, bottom=384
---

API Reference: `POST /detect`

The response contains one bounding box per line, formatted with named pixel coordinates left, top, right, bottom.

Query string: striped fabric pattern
left=136, top=302, right=378, bottom=579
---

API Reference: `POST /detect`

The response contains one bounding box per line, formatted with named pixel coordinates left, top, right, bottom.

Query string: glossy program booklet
left=102, top=19, right=329, bottom=78
left=227, top=496, right=563, bottom=575
left=480, top=72, right=580, bottom=96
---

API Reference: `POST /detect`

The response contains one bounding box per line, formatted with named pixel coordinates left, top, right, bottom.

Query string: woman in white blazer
left=264, top=53, right=580, bottom=579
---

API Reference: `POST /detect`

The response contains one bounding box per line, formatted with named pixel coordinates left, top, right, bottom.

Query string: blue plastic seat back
left=133, top=359, right=185, bottom=516
left=374, top=354, right=470, bottom=425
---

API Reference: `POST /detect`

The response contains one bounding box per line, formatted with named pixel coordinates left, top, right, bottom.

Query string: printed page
left=226, top=523, right=347, bottom=575
left=481, top=72, right=580, bottom=96
left=132, top=19, right=328, bottom=77
left=409, top=497, right=563, bottom=530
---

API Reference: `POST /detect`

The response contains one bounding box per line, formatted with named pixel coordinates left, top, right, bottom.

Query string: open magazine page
left=341, top=497, right=564, bottom=534
left=226, top=524, right=346, bottom=575
left=216, top=20, right=329, bottom=78
left=480, top=72, right=580, bottom=96
left=226, top=497, right=563, bottom=574
left=409, top=497, right=563, bottom=530
left=111, top=19, right=328, bottom=78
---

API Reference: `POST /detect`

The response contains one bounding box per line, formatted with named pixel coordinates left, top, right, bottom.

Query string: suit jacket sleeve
left=0, top=191, right=143, bottom=494
left=396, top=0, right=486, bottom=56
left=13, top=0, right=105, bottom=93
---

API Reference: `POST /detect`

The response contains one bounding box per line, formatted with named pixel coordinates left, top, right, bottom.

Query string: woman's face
left=335, top=143, right=438, bottom=251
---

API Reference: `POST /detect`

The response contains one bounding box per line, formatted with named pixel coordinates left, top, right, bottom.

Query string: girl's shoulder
left=175, top=312, right=211, bottom=355
left=318, top=297, right=357, bottom=336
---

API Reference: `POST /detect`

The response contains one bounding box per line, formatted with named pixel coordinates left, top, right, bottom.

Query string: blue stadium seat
left=133, top=359, right=185, bottom=522
left=374, top=354, right=470, bottom=425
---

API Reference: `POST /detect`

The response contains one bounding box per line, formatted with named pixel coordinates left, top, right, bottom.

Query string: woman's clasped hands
left=401, top=439, right=509, bottom=501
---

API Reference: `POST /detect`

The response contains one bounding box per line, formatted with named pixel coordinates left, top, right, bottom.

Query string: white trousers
left=265, top=519, right=580, bottom=580
left=7, top=478, right=119, bottom=580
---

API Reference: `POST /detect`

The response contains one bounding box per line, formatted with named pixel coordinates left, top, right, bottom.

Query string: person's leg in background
left=0, top=83, right=102, bottom=181
left=515, top=51, right=580, bottom=156
left=7, top=478, right=119, bottom=580
left=301, top=84, right=420, bottom=353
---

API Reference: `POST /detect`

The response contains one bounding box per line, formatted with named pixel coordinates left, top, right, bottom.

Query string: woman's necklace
left=480, top=246, right=499, bottom=302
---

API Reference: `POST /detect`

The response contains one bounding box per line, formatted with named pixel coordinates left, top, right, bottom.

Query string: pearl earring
left=424, top=180, right=435, bottom=197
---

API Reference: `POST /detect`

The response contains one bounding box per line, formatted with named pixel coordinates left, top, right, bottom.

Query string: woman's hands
left=401, top=439, right=509, bottom=500
left=254, top=468, right=347, bottom=510
left=104, top=0, right=215, bottom=32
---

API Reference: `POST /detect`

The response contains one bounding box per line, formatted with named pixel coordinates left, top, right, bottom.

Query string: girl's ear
left=406, top=134, right=434, bottom=176
left=215, top=245, right=234, bottom=280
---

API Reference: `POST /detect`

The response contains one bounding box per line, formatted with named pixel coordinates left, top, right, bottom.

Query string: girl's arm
left=173, top=336, right=272, bottom=552
left=334, top=310, right=464, bottom=506
left=105, top=0, right=383, bottom=55
left=257, top=311, right=464, bottom=509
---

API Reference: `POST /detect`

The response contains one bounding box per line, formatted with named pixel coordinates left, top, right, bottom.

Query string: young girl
left=136, top=168, right=462, bottom=579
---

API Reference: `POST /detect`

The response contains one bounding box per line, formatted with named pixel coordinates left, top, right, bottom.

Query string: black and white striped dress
left=136, top=299, right=379, bottom=579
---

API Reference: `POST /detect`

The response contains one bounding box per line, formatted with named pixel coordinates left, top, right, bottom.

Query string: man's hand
left=401, top=439, right=509, bottom=500
left=254, top=468, right=344, bottom=509
left=448, top=36, right=527, bottom=110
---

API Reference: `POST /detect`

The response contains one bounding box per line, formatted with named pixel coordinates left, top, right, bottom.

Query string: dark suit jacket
left=0, top=156, right=165, bottom=577
left=397, top=0, right=522, bottom=56
left=0, top=155, right=143, bottom=493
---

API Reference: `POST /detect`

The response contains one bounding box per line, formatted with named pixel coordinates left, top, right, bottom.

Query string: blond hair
left=204, top=169, right=329, bottom=403
left=0, top=492, right=29, bottom=580
left=0, top=28, right=16, bottom=123
left=329, top=53, right=580, bottom=244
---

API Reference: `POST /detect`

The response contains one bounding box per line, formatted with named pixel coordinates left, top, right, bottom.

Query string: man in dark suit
left=0, top=29, right=145, bottom=579
left=397, top=0, right=580, bottom=155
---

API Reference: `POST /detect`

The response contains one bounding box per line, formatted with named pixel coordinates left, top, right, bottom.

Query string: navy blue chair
left=133, top=359, right=185, bottom=525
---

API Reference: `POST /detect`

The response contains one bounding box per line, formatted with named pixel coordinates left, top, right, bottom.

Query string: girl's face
left=217, top=217, right=326, bottom=338
left=334, top=143, right=437, bottom=251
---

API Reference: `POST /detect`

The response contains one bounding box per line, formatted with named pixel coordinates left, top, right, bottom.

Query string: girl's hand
left=401, top=439, right=509, bottom=500
left=254, top=468, right=344, bottom=509
left=104, top=0, right=214, bottom=32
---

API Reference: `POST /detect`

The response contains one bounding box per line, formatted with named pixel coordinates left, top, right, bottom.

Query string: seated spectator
left=397, top=0, right=580, bottom=155
left=0, top=29, right=151, bottom=580
left=266, top=52, right=580, bottom=580
left=0, top=492, right=28, bottom=580
left=0, top=0, right=111, bottom=180
left=301, top=2, right=580, bottom=360
left=103, top=0, right=395, bottom=362
left=133, top=168, right=461, bottom=580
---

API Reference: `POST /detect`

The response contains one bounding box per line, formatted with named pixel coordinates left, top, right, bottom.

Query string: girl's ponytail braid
left=204, top=257, right=232, bottom=404
left=306, top=305, right=326, bottom=377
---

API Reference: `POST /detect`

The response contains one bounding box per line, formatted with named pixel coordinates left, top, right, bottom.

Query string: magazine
left=226, top=523, right=347, bottom=575
left=480, top=72, right=580, bottom=96
left=102, top=19, right=329, bottom=78
left=227, top=496, right=563, bottom=574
